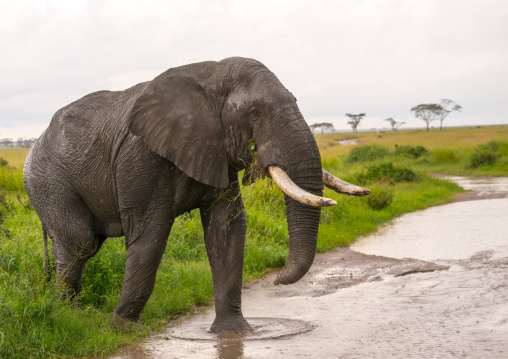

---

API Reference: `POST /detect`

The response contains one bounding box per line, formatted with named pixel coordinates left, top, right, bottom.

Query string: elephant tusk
left=268, top=166, right=337, bottom=207
left=322, top=169, right=371, bottom=196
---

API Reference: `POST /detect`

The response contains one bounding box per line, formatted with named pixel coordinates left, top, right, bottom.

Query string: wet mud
left=337, top=139, right=357, bottom=145
left=246, top=248, right=449, bottom=298
left=442, top=175, right=508, bottom=202
left=112, top=177, right=508, bottom=359
left=170, top=317, right=315, bottom=341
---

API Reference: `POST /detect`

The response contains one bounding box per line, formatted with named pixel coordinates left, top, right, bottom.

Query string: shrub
left=358, top=162, right=417, bottom=184
left=394, top=144, right=427, bottom=159
left=497, top=141, right=508, bottom=156
left=366, top=187, right=394, bottom=210
left=469, top=141, right=500, bottom=168
left=431, top=149, right=458, bottom=164
left=0, top=157, right=8, bottom=167
left=346, top=145, right=389, bottom=163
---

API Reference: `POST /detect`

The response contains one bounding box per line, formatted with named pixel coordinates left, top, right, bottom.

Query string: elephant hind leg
left=55, top=234, right=108, bottom=297
left=26, top=166, right=106, bottom=297
left=45, top=204, right=99, bottom=298
left=54, top=250, right=88, bottom=298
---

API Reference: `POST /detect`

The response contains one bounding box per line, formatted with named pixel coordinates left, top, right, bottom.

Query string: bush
left=469, top=141, right=500, bottom=168
left=358, top=162, right=417, bottom=184
left=395, top=144, right=427, bottom=159
left=0, top=157, right=8, bottom=167
left=366, top=186, right=394, bottom=210
left=347, top=145, right=389, bottom=163
left=431, top=149, right=458, bottom=164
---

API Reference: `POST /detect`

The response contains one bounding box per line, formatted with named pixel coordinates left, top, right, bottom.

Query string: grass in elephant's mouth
left=0, top=125, right=507, bottom=358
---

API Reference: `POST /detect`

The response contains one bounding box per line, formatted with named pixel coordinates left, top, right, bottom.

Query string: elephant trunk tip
left=273, top=261, right=311, bottom=286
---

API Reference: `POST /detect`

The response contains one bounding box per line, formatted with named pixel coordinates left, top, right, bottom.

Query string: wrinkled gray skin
left=24, top=57, right=323, bottom=333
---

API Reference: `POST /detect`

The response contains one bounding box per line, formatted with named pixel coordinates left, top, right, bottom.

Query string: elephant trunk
left=270, top=125, right=324, bottom=285
left=274, top=193, right=321, bottom=285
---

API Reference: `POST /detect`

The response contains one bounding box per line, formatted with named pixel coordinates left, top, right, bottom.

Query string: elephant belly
left=76, top=180, right=123, bottom=237
left=93, top=219, right=124, bottom=238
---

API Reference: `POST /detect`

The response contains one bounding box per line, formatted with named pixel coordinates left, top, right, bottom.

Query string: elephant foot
left=210, top=314, right=254, bottom=333
left=111, top=313, right=142, bottom=332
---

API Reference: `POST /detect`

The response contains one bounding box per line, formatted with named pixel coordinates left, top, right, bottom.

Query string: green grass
left=1, top=125, right=507, bottom=357
left=317, top=125, right=508, bottom=176
left=0, top=148, right=30, bottom=169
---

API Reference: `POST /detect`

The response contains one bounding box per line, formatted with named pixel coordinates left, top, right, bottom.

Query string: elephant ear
left=128, top=63, right=229, bottom=188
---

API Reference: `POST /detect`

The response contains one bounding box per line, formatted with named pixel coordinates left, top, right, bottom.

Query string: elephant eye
left=249, top=110, right=261, bottom=121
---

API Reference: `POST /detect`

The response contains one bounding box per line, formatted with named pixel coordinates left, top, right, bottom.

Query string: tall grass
left=0, top=148, right=30, bottom=169
left=1, top=125, right=506, bottom=357
left=0, top=167, right=24, bottom=192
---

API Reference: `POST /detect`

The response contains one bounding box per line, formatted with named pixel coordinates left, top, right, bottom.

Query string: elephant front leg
left=114, top=213, right=172, bottom=325
left=200, top=186, right=252, bottom=333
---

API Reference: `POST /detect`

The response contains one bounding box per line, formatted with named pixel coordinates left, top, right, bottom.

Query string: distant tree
left=309, top=122, right=335, bottom=134
left=385, top=118, right=406, bottom=131
left=410, top=104, right=444, bottom=131
left=320, top=122, right=334, bottom=134
left=345, top=113, right=365, bottom=133
left=0, top=138, right=13, bottom=147
left=438, top=99, right=462, bottom=130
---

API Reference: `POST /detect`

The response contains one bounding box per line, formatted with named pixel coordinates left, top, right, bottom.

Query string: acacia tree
left=438, top=99, right=462, bottom=130
left=320, top=122, right=334, bottom=134
left=410, top=104, right=443, bottom=131
left=309, top=122, right=335, bottom=134
left=345, top=113, right=365, bottom=133
left=385, top=118, right=405, bottom=131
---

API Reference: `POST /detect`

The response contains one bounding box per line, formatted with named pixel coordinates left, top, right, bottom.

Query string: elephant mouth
left=268, top=166, right=371, bottom=208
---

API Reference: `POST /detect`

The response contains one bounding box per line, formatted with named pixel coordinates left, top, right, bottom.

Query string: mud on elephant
left=23, top=57, right=370, bottom=332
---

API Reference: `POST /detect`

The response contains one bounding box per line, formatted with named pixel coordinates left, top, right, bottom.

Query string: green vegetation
left=357, top=163, right=417, bottom=184
left=0, top=125, right=506, bottom=358
left=317, top=125, right=508, bottom=176
left=394, top=144, right=427, bottom=159
left=365, top=185, right=394, bottom=211
left=469, top=141, right=506, bottom=168
left=346, top=144, right=389, bottom=163
left=0, top=147, right=30, bottom=169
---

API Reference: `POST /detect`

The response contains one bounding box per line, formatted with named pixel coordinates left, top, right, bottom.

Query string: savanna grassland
left=0, top=125, right=507, bottom=358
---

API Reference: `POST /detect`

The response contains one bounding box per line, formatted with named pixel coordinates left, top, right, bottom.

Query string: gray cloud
left=0, top=0, right=507, bottom=137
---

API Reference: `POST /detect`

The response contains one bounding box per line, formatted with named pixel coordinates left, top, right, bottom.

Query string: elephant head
left=128, top=57, right=369, bottom=285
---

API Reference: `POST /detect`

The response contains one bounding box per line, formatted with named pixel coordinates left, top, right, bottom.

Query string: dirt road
left=113, top=178, right=508, bottom=359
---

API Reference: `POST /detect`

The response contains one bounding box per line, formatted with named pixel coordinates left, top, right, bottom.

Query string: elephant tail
left=43, top=227, right=51, bottom=282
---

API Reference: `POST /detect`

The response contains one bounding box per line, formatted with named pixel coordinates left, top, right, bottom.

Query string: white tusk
left=268, top=166, right=337, bottom=207
left=322, top=169, right=371, bottom=196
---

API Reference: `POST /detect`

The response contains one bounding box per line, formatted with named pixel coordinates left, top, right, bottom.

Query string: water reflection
left=352, top=175, right=508, bottom=261
left=442, top=175, right=508, bottom=192
left=214, top=333, right=246, bottom=359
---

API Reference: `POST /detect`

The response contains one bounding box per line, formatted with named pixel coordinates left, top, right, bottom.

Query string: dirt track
left=113, top=178, right=508, bottom=359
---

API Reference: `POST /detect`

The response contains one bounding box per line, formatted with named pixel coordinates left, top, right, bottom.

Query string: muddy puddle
left=351, top=198, right=508, bottom=261
left=337, top=139, right=357, bottom=145
left=113, top=177, right=508, bottom=359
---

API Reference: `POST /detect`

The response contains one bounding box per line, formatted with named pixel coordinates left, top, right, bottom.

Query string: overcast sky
left=1, top=0, right=507, bottom=138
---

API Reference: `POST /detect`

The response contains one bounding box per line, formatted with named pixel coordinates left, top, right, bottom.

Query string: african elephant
left=23, top=57, right=370, bottom=332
